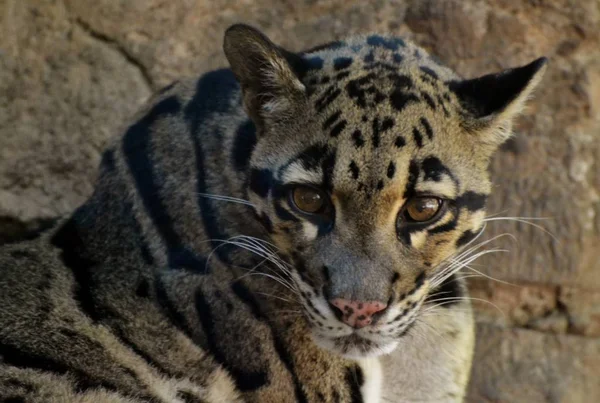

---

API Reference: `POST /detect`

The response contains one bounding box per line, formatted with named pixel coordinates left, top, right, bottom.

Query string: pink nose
left=329, top=299, right=388, bottom=329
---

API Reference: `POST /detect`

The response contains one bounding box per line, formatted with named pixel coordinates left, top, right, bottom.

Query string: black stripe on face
left=456, top=229, right=478, bottom=247
left=274, top=201, right=299, bottom=222
left=194, top=288, right=268, bottom=392
left=249, top=168, right=273, bottom=198
left=349, top=161, right=360, bottom=179
left=427, top=214, right=458, bottom=235
left=425, top=273, right=462, bottom=308
left=372, top=117, right=394, bottom=148
left=316, top=86, right=342, bottom=112
left=455, top=191, right=487, bottom=212
left=387, top=161, right=396, bottom=179
left=321, top=150, right=337, bottom=192
left=412, top=127, right=423, bottom=148
left=421, top=156, right=455, bottom=183
left=334, top=57, right=354, bottom=70
left=345, top=365, right=364, bottom=403
left=231, top=281, right=309, bottom=403
left=420, top=117, right=434, bottom=140
left=330, top=120, right=347, bottom=137
left=323, top=111, right=342, bottom=130
left=420, top=66, right=438, bottom=79
left=352, top=130, right=365, bottom=148
left=403, top=160, right=420, bottom=199
left=395, top=136, right=406, bottom=148
left=296, top=144, right=330, bottom=171
left=421, top=91, right=436, bottom=111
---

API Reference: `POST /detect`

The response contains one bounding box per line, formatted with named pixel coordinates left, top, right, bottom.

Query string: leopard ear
left=223, top=24, right=305, bottom=126
left=449, top=57, right=548, bottom=147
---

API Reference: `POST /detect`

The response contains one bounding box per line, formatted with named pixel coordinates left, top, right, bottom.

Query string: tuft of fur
left=0, top=24, right=546, bottom=402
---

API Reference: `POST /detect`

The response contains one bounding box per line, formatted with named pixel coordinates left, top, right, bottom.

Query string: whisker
left=197, top=192, right=255, bottom=207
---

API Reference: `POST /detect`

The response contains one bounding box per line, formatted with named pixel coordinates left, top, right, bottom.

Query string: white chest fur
left=358, top=357, right=383, bottom=403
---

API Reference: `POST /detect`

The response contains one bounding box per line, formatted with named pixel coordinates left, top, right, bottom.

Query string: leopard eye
left=290, top=186, right=328, bottom=215
left=404, top=197, right=443, bottom=223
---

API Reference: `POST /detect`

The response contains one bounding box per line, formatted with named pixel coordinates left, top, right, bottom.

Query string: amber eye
left=291, top=186, right=327, bottom=214
left=404, top=197, right=443, bottom=222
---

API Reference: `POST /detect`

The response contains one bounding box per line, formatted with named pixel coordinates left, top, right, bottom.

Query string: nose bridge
left=322, top=238, right=392, bottom=302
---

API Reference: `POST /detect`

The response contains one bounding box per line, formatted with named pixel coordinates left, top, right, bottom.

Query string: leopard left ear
left=223, top=24, right=306, bottom=127
left=449, top=57, right=548, bottom=147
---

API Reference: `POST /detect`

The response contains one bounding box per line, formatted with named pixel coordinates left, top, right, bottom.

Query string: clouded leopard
left=0, top=24, right=546, bottom=402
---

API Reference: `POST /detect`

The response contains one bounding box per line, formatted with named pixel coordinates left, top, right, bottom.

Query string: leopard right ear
left=449, top=57, right=548, bottom=149
left=223, top=24, right=306, bottom=126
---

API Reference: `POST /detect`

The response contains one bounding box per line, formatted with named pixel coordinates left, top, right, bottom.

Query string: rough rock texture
left=1, top=0, right=598, bottom=401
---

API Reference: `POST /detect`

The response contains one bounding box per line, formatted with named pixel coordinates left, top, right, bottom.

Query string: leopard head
left=224, top=24, right=546, bottom=358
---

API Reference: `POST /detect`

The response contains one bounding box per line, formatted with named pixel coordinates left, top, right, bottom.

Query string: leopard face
left=225, top=25, right=546, bottom=358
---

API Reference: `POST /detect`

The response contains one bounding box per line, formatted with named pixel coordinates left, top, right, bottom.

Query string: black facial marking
left=232, top=120, right=257, bottom=172
left=315, top=86, right=342, bottom=112
left=274, top=202, right=299, bottom=222
left=258, top=212, right=274, bottom=233
left=455, top=191, right=488, bottom=212
left=392, top=272, right=400, bottom=283
left=336, top=71, right=350, bottom=80
left=367, top=35, right=405, bottom=50
left=387, top=161, right=396, bottom=179
left=428, top=215, right=458, bottom=235
left=422, top=156, right=450, bottom=182
left=393, top=53, right=404, bottom=63
left=403, top=160, right=420, bottom=199
left=302, top=40, right=344, bottom=54
left=347, top=73, right=386, bottom=108
left=334, top=57, right=353, bottom=70
left=390, top=89, right=419, bottom=112
left=352, top=130, right=365, bottom=148
left=305, top=56, right=324, bottom=71
left=363, top=51, right=375, bottom=63
left=323, top=111, right=342, bottom=130
left=371, top=117, right=394, bottom=149
left=456, top=229, right=478, bottom=247
left=296, top=144, right=330, bottom=171
left=349, top=161, right=360, bottom=179
left=421, top=91, right=437, bottom=110
left=394, top=136, right=406, bottom=148
left=376, top=180, right=384, bottom=191
left=426, top=273, right=462, bottom=308
left=415, top=271, right=426, bottom=288
left=321, top=150, right=337, bottom=192
left=420, top=117, right=434, bottom=139
left=412, top=127, right=423, bottom=148
left=330, top=120, right=347, bottom=138
left=249, top=169, right=273, bottom=198
left=437, top=94, right=451, bottom=117
left=420, top=66, right=438, bottom=79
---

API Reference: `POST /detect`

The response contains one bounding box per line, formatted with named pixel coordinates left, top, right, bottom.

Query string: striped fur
left=0, top=25, right=546, bottom=402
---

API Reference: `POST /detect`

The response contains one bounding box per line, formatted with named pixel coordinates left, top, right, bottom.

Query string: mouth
left=312, top=331, right=401, bottom=359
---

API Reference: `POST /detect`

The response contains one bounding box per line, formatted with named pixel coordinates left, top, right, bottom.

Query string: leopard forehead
left=263, top=35, right=485, bottom=199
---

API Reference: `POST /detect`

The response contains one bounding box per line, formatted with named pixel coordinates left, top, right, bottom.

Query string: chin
left=312, top=332, right=399, bottom=360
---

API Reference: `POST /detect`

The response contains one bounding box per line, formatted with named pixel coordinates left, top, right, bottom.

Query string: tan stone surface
left=1, top=0, right=599, bottom=401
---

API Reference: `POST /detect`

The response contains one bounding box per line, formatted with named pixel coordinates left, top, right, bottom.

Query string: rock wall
left=1, top=1, right=598, bottom=401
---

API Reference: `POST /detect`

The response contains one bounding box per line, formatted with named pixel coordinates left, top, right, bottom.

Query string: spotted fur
left=0, top=24, right=546, bottom=402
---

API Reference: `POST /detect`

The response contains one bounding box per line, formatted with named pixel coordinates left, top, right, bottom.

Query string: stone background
left=1, top=0, right=598, bottom=401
